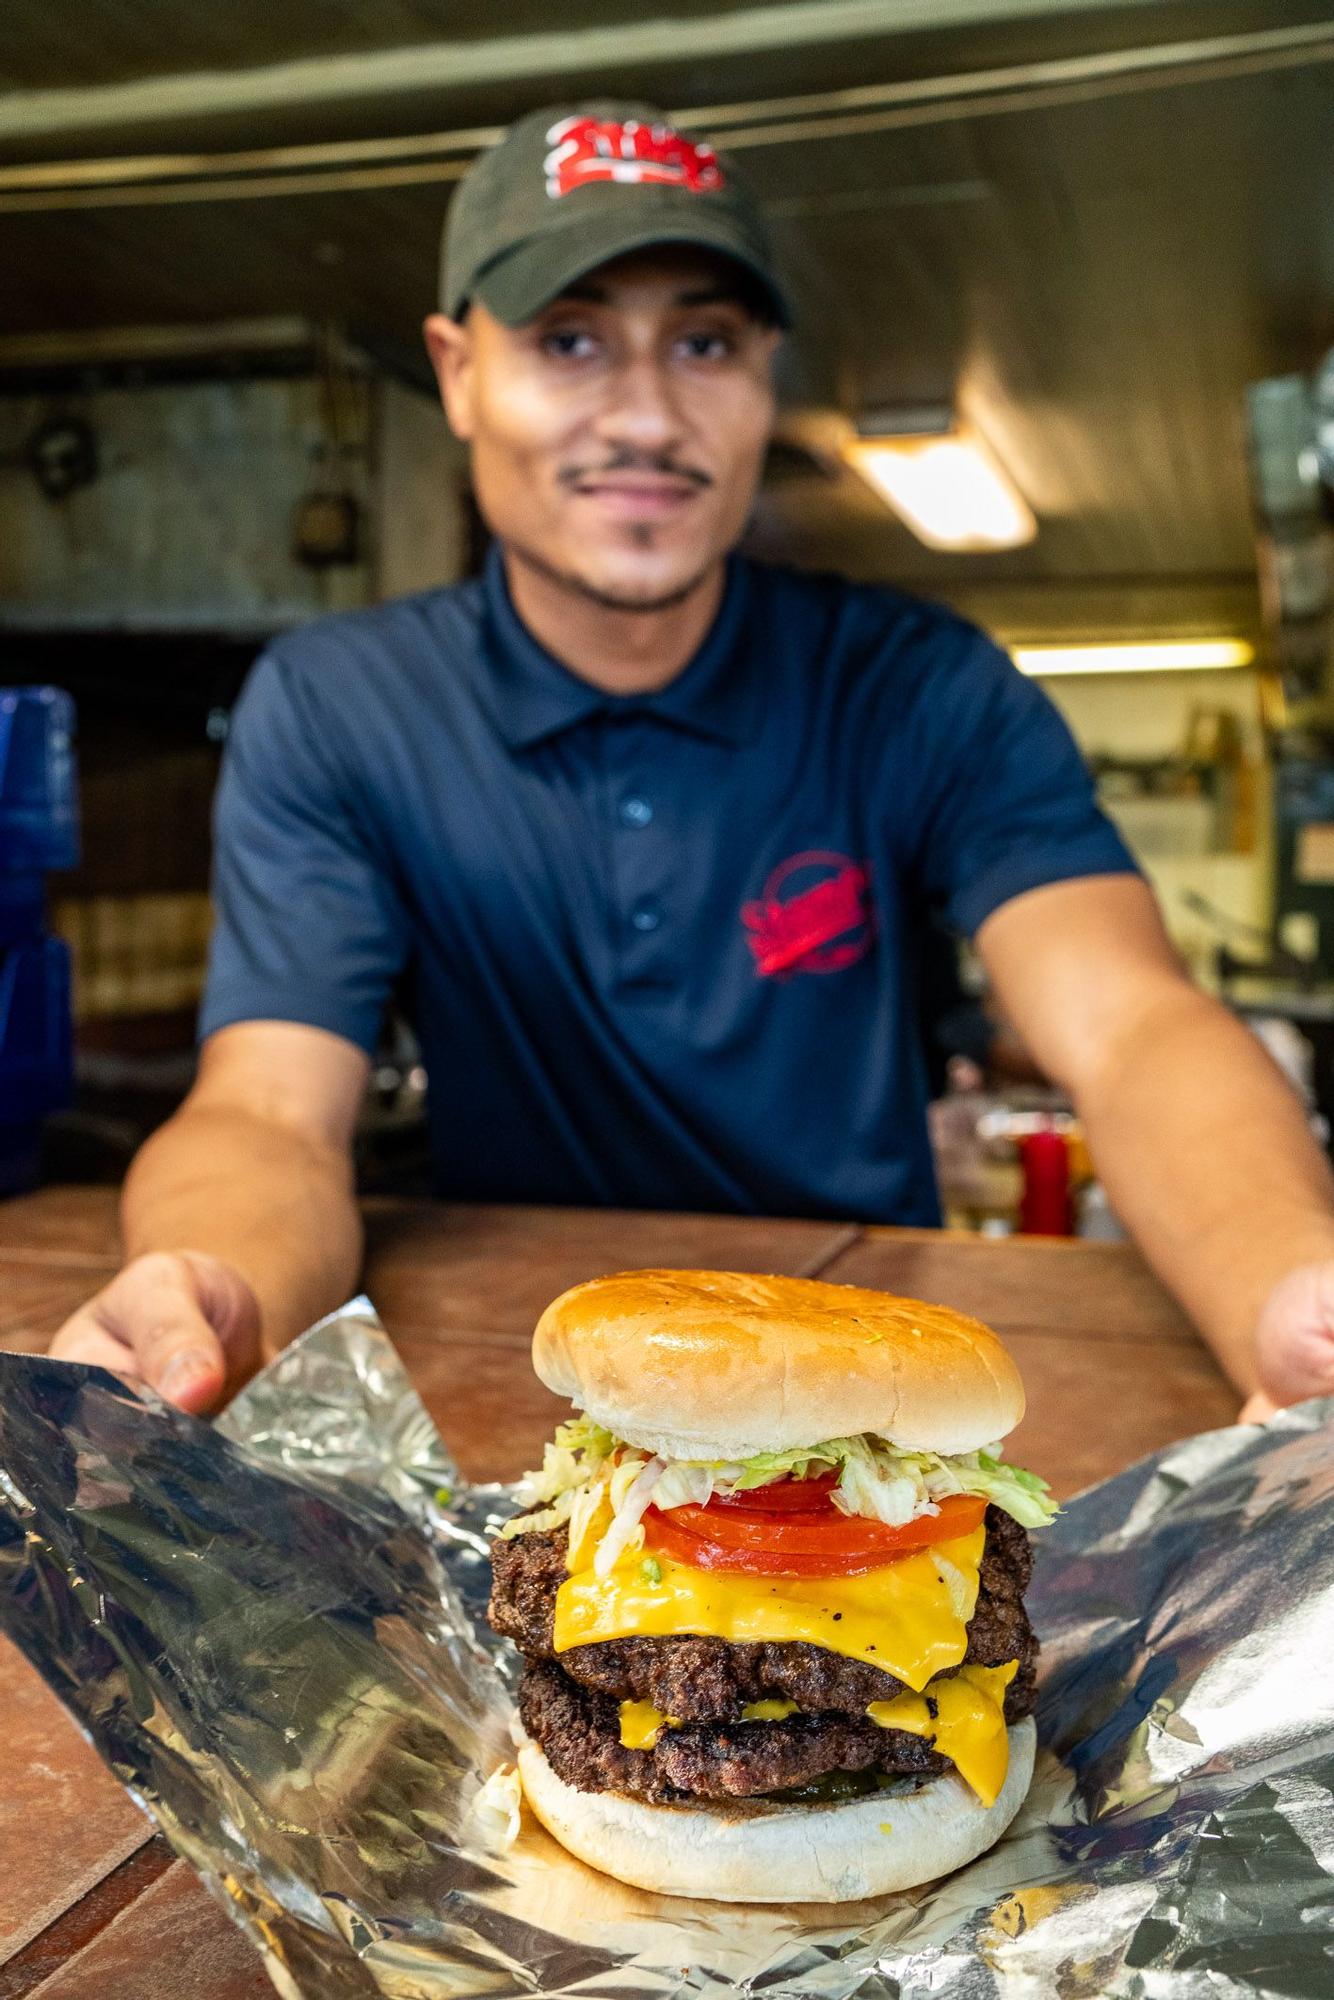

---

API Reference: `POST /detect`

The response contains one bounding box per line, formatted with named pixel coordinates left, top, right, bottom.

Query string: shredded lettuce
left=496, top=1498, right=573, bottom=1539
left=565, top=1481, right=608, bottom=1565
left=498, top=1416, right=616, bottom=1539
left=469, top=1762, right=522, bottom=1852
left=962, top=1451, right=1059, bottom=1530
left=499, top=1418, right=1058, bottom=1556
left=652, top=1461, right=717, bottom=1509
left=594, top=1456, right=662, bottom=1576
left=746, top=1436, right=1060, bottom=1532
left=674, top=1436, right=1059, bottom=1532
left=828, top=1437, right=922, bottom=1527
left=722, top=1442, right=844, bottom=1489
left=513, top=1415, right=615, bottom=1507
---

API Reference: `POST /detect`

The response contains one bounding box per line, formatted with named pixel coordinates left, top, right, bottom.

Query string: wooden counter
left=0, top=1188, right=1238, bottom=1997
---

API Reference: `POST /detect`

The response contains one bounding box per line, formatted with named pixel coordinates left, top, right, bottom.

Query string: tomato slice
left=709, top=1474, right=839, bottom=1512
left=644, top=1492, right=987, bottom=1577
left=643, top=1511, right=880, bottom=1575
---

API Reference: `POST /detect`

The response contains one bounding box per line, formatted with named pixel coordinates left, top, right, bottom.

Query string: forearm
left=121, top=1099, right=363, bottom=1355
left=1074, top=987, right=1334, bottom=1394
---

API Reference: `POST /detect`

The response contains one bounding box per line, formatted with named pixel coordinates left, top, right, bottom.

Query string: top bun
left=532, top=1269, right=1024, bottom=1460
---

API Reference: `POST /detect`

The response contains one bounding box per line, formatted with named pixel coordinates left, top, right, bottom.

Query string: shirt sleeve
left=199, top=648, right=410, bottom=1053
left=903, top=619, right=1139, bottom=938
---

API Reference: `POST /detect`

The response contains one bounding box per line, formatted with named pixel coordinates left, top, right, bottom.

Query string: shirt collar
left=482, top=544, right=758, bottom=751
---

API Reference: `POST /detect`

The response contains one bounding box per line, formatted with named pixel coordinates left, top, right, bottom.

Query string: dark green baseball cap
left=441, top=100, right=790, bottom=329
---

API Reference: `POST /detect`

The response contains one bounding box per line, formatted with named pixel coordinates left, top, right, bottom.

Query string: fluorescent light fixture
left=1013, top=639, right=1256, bottom=677
left=843, top=417, right=1036, bottom=552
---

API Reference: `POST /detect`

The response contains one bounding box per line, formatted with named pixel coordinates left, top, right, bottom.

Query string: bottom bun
left=515, top=1718, right=1036, bottom=1905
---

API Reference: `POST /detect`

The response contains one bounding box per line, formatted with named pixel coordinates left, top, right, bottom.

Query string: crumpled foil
left=2, top=1298, right=1333, bottom=1999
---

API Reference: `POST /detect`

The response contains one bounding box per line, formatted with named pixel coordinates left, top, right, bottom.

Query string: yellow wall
left=1042, top=668, right=1271, bottom=984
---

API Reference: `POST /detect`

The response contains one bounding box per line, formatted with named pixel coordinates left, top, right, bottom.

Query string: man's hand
left=979, top=878, right=1334, bottom=1412
left=54, top=1022, right=368, bottom=1412
left=49, top=1251, right=263, bottom=1414
left=1240, top=1261, right=1334, bottom=1423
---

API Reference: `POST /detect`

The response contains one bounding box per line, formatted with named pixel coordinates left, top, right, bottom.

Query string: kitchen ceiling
left=2, top=0, right=1332, bottom=639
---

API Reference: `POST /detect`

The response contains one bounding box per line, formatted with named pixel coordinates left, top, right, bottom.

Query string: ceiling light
left=843, top=416, right=1036, bottom=552
left=1012, top=640, right=1256, bottom=677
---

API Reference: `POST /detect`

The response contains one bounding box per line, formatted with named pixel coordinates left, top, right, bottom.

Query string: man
left=51, top=102, right=1334, bottom=1422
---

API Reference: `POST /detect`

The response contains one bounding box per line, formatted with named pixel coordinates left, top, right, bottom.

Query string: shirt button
left=620, top=796, right=654, bottom=827
left=630, top=899, right=661, bottom=933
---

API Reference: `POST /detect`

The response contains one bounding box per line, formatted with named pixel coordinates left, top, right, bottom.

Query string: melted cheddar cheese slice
left=554, top=1527, right=984, bottom=1692
left=618, top=1699, right=677, bottom=1749
left=867, top=1659, right=1017, bottom=1808
left=618, top=1697, right=799, bottom=1748
left=616, top=1665, right=1018, bottom=1809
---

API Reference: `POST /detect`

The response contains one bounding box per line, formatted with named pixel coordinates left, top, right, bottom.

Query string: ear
left=422, top=312, right=475, bottom=441
left=756, top=325, right=783, bottom=376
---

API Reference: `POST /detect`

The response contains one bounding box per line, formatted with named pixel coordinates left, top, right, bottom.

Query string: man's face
left=424, top=248, right=780, bottom=611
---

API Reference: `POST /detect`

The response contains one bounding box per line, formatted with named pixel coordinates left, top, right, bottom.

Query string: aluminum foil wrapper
left=2, top=1297, right=1333, bottom=1998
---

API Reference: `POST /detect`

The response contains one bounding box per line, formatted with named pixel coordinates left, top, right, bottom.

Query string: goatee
left=505, top=539, right=716, bottom=616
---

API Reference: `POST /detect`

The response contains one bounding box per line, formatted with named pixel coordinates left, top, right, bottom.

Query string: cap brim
left=470, top=210, right=791, bottom=329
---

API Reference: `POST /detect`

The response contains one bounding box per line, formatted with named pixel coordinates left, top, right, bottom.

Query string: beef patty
left=490, top=1503, right=1037, bottom=1723
left=520, top=1657, right=962, bottom=1804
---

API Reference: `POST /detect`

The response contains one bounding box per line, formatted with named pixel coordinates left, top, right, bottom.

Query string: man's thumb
left=128, top=1258, right=229, bottom=1411
left=155, top=1340, right=226, bottom=1411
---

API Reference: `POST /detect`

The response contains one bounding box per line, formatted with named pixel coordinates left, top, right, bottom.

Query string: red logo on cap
left=741, top=851, right=874, bottom=980
left=544, top=116, right=724, bottom=200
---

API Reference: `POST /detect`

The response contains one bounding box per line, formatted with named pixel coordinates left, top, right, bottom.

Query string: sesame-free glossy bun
left=531, top=1269, right=1024, bottom=1460
left=514, top=1719, right=1036, bottom=1903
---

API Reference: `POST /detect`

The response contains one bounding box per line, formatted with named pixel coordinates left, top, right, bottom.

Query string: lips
left=574, top=479, right=702, bottom=518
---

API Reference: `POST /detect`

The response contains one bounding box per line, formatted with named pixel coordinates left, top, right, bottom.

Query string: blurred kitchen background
left=1, top=0, right=1332, bottom=1227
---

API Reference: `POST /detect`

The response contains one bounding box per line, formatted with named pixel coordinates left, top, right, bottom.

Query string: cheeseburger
left=487, top=1270, right=1054, bottom=1903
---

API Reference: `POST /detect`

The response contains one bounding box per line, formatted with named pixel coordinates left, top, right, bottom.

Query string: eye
left=676, top=329, right=736, bottom=362
left=542, top=328, right=600, bottom=362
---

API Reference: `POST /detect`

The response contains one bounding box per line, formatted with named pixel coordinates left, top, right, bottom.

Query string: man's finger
left=135, top=1315, right=226, bottom=1411
left=98, top=1256, right=228, bottom=1412
left=48, top=1311, right=147, bottom=1385
left=176, top=1251, right=263, bottom=1389
left=47, top=1252, right=260, bottom=1415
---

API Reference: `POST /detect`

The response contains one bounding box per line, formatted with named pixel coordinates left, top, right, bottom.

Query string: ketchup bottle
left=1018, top=1129, right=1073, bottom=1235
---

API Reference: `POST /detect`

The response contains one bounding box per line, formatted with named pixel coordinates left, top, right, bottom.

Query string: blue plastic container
left=0, top=688, right=78, bottom=874
left=0, top=687, right=78, bottom=1192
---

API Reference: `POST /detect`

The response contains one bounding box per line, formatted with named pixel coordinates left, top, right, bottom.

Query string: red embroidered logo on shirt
left=741, top=850, right=874, bottom=979
left=544, top=116, right=724, bottom=200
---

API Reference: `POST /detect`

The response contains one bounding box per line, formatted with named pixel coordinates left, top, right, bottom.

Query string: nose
left=596, top=354, right=685, bottom=457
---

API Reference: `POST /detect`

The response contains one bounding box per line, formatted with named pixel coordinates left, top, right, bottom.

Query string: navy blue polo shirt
left=201, top=548, right=1135, bottom=1223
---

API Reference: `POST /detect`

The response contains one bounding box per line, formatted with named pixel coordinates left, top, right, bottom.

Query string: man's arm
left=977, top=874, right=1334, bottom=1410
left=50, top=1020, right=368, bottom=1412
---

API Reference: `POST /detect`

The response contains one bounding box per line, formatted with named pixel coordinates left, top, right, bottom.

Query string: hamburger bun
left=532, top=1269, right=1024, bottom=1460
left=514, top=1718, right=1036, bottom=1903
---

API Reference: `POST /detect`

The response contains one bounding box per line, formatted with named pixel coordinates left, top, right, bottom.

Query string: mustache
left=559, top=448, right=713, bottom=491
